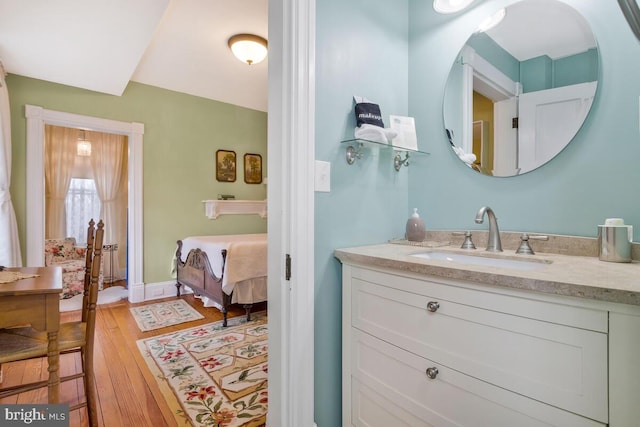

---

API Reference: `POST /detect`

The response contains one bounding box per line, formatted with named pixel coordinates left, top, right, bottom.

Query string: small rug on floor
left=60, top=285, right=128, bottom=312
left=130, top=299, right=205, bottom=332
left=137, top=314, right=267, bottom=427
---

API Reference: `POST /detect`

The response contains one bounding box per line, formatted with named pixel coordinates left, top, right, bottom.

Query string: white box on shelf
left=389, top=115, right=418, bottom=151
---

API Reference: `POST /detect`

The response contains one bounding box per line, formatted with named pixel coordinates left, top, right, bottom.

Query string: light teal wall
left=520, top=54, right=554, bottom=92
left=520, top=50, right=599, bottom=92
left=468, top=32, right=598, bottom=92
left=467, top=32, right=520, bottom=82
left=314, top=0, right=410, bottom=425
left=553, top=47, right=599, bottom=87
left=443, top=59, right=464, bottom=147
left=408, top=0, right=640, bottom=240
left=7, top=76, right=267, bottom=283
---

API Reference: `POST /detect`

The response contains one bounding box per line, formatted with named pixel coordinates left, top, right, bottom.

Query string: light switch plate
left=315, top=160, right=331, bottom=192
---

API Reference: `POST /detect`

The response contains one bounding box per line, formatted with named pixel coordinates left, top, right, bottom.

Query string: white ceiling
left=486, top=0, right=597, bottom=61
left=0, top=0, right=268, bottom=112
left=0, top=0, right=594, bottom=113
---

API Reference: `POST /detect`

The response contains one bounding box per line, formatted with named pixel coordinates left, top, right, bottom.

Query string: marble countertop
left=335, top=242, right=640, bottom=306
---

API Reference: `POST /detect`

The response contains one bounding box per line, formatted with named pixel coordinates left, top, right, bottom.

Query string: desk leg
left=47, top=331, right=60, bottom=403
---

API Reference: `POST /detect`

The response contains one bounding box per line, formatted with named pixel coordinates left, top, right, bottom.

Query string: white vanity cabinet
left=341, top=263, right=640, bottom=427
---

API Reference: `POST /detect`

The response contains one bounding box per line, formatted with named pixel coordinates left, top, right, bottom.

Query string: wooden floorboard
left=0, top=293, right=260, bottom=427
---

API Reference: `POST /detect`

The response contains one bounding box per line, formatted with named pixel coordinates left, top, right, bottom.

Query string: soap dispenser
left=406, top=208, right=426, bottom=242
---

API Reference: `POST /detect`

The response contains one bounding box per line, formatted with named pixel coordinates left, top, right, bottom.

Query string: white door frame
left=25, top=105, right=144, bottom=303
left=267, top=0, right=316, bottom=425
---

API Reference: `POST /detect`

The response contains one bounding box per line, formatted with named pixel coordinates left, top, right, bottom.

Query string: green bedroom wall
left=7, top=75, right=267, bottom=283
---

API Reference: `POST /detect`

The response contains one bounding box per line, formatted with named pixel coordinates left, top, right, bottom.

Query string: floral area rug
left=137, top=314, right=268, bottom=426
left=130, top=299, right=205, bottom=331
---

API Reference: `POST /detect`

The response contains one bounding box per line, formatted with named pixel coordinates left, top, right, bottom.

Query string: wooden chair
left=0, top=219, right=104, bottom=426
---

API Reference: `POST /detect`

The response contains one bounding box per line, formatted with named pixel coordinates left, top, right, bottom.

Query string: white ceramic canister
left=598, top=218, right=632, bottom=263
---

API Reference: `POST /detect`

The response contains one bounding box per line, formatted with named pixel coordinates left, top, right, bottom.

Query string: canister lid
left=604, top=218, right=625, bottom=226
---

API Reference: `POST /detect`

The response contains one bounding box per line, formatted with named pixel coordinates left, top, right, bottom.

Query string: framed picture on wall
left=216, top=150, right=236, bottom=182
left=244, top=153, right=263, bottom=184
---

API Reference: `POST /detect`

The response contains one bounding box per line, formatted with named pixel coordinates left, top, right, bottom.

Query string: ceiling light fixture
left=433, top=0, right=476, bottom=14
left=77, top=130, right=91, bottom=157
left=228, top=34, right=268, bottom=65
left=476, top=8, right=506, bottom=33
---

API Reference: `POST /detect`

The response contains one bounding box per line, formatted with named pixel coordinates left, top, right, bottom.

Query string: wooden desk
left=0, top=266, right=62, bottom=403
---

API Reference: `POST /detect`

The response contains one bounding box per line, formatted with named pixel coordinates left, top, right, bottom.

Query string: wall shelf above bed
left=203, top=199, right=267, bottom=219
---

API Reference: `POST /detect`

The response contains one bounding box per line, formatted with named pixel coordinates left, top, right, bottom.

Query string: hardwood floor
left=0, top=293, right=261, bottom=427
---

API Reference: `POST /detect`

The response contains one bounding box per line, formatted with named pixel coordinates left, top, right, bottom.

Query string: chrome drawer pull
left=426, top=301, right=440, bottom=312
left=426, top=367, right=439, bottom=379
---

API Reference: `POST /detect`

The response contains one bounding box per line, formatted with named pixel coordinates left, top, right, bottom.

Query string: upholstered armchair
left=44, top=237, right=103, bottom=299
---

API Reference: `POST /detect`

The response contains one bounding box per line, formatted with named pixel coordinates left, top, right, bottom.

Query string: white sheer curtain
left=65, top=178, right=101, bottom=244
left=89, top=131, right=127, bottom=278
left=0, top=62, right=22, bottom=266
left=44, top=125, right=77, bottom=238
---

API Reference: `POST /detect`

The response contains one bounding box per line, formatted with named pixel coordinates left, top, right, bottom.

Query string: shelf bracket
left=341, top=139, right=428, bottom=169
left=345, top=143, right=364, bottom=165
left=394, top=152, right=410, bottom=171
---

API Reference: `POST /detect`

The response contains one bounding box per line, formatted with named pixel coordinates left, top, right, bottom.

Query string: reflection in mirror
left=443, top=0, right=599, bottom=176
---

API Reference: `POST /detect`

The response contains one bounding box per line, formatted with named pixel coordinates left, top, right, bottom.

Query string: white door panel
left=518, top=81, right=596, bottom=174
left=493, top=97, right=519, bottom=176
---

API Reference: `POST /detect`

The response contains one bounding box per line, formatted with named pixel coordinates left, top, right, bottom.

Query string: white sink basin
left=410, top=251, right=551, bottom=271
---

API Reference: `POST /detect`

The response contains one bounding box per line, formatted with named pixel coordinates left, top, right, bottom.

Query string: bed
left=175, top=233, right=267, bottom=326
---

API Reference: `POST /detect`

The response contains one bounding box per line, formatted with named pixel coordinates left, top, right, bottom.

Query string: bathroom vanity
left=335, top=238, right=640, bottom=426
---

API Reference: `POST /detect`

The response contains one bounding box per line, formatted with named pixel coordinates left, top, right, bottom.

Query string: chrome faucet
left=475, top=206, right=503, bottom=252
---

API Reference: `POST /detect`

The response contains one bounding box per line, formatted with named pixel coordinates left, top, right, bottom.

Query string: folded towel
left=452, top=145, right=477, bottom=166
left=355, top=124, right=398, bottom=144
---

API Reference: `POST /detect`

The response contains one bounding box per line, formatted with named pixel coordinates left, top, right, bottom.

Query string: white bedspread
left=179, top=234, right=267, bottom=304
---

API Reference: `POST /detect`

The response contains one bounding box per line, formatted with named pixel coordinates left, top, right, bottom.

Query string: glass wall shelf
left=340, top=138, right=430, bottom=171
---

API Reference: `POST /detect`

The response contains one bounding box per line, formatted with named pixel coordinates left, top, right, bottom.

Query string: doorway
left=25, top=105, right=145, bottom=303
left=44, top=125, right=129, bottom=289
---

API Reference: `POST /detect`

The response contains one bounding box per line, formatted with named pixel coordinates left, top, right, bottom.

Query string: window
left=65, top=178, right=101, bottom=245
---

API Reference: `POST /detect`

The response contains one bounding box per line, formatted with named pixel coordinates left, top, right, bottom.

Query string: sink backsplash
left=416, top=230, right=640, bottom=261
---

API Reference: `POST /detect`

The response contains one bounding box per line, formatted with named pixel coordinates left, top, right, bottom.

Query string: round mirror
left=443, top=0, right=599, bottom=176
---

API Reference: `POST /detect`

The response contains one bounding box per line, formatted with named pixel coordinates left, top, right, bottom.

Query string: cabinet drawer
left=351, top=278, right=608, bottom=423
left=350, top=329, right=605, bottom=427
left=351, top=266, right=608, bottom=332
